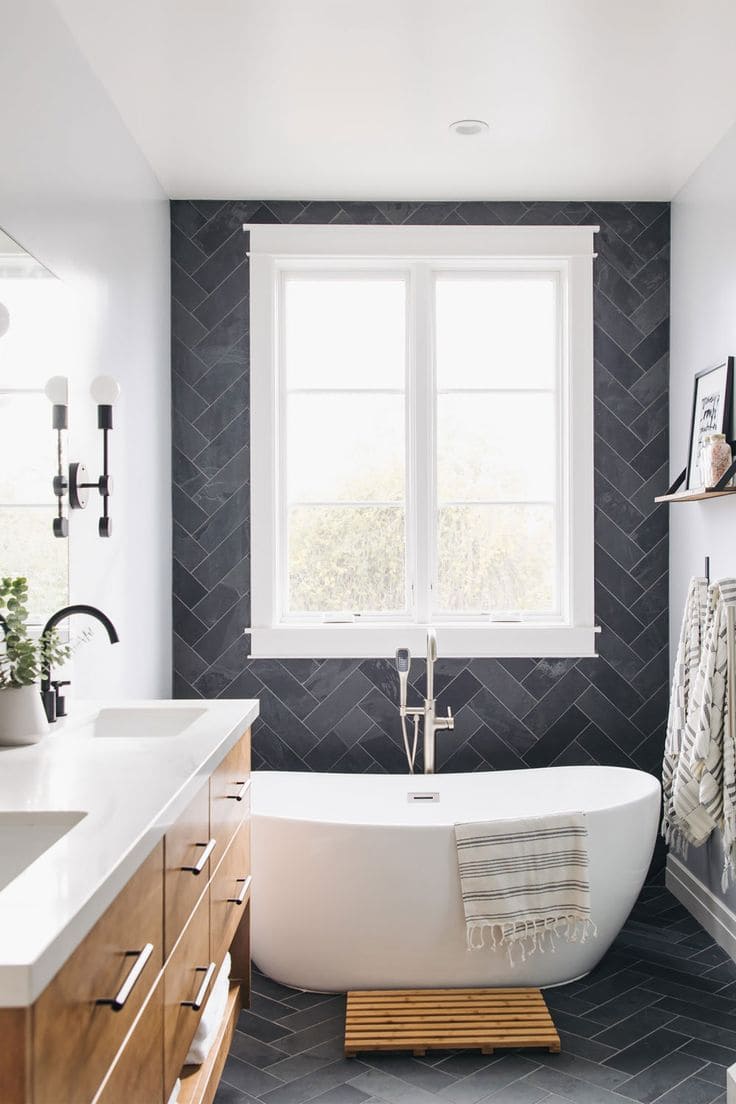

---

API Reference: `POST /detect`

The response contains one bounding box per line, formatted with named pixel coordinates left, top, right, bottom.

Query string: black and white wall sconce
left=44, top=374, right=121, bottom=538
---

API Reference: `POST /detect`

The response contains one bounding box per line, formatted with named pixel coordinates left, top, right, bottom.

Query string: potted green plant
left=0, top=577, right=70, bottom=746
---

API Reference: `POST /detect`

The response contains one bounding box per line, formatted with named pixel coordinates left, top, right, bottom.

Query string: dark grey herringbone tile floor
left=216, top=888, right=731, bottom=1104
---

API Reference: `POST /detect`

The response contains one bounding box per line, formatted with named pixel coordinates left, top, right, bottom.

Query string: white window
left=249, top=225, right=596, bottom=658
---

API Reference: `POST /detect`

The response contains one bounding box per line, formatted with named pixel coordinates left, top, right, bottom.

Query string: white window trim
left=248, top=223, right=598, bottom=659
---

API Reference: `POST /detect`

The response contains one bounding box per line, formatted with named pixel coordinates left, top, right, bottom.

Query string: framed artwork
left=686, top=358, right=734, bottom=489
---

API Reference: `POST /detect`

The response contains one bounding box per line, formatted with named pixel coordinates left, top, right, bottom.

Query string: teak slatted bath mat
left=344, top=987, right=561, bottom=1058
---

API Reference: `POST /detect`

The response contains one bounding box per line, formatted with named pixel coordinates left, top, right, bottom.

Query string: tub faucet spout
left=397, top=628, right=454, bottom=774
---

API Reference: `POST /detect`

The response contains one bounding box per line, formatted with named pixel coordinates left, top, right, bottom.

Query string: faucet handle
left=51, top=680, right=71, bottom=718
left=446, top=705, right=454, bottom=729
left=41, top=688, right=57, bottom=724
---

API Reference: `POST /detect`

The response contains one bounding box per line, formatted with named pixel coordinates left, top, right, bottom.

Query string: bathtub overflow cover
left=407, top=791, right=440, bottom=802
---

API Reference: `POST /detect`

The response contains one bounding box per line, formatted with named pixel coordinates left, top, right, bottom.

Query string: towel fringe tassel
left=466, top=915, right=597, bottom=964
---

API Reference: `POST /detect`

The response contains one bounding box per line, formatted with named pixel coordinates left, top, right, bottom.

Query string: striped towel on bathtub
left=454, top=813, right=595, bottom=963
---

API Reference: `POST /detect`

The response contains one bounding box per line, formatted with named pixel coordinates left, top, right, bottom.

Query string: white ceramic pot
left=0, top=685, right=48, bottom=746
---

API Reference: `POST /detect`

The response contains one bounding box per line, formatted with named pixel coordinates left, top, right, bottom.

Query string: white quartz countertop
left=0, top=698, right=259, bottom=1007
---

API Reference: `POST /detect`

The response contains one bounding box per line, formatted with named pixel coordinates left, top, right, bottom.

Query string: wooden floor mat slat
left=350, top=997, right=548, bottom=1007
left=344, top=987, right=561, bottom=1057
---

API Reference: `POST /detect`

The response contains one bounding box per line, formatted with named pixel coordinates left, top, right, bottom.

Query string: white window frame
left=248, top=224, right=598, bottom=659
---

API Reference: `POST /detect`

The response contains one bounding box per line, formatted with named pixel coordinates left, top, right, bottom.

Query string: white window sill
left=247, top=624, right=599, bottom=659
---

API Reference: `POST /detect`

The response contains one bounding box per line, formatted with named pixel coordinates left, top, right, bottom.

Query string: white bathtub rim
left=252, top=764, right=661, bottom=828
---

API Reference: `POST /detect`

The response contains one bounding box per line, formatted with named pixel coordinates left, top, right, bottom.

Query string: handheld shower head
left=426, top=628, right=438, bottom=702
left=396, top=648, right=410, bottom=674
left=396, top=647, right=410, bottom=709
left=396, top=646, right=417, bottom=772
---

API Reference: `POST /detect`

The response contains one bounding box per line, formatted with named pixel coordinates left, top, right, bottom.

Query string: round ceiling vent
left=449, top=119, right=489, bottom=137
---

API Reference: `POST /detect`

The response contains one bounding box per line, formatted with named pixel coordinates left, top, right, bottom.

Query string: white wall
left=0, top=0, right=171, bottom=697
left=670, top=119, right=736, bottom=907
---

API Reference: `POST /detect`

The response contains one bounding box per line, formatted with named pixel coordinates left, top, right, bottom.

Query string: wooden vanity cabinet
left=0, top=727, right=252, bottom=1104
left=34, top=841, right=164, bottom=1104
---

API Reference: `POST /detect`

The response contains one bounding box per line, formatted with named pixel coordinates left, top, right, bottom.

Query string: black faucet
left=40, top=605, right=119, bottom=722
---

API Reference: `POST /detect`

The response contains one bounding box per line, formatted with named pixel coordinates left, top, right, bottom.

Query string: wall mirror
left=0, top=228, right=69, bottom=626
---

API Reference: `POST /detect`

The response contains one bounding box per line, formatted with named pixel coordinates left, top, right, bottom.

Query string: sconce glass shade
left=0, top=302, right=9, bottom=339
left=44, top=375, right=69, bottom=405
left=90, top=375, right=121, bottom=405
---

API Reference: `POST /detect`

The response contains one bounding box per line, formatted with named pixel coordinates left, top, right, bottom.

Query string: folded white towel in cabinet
left=185, top=952, right=231, bottom=1066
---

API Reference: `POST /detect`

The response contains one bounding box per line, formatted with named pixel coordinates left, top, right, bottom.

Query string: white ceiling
left=0, top=230, right=27, bottom=255
left=53, top=0, right=736, bottom=201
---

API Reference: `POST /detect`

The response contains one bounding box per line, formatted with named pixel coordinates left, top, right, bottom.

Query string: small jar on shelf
left=700, top=432, right=735, bottom=488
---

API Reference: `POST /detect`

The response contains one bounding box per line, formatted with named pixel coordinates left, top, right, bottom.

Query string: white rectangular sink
left=87, top=707, right=207, bottom=739
left=0, top=812, right=87, bottom=893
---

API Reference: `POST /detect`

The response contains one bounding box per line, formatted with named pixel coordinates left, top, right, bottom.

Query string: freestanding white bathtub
left=252, top=766, right=660, bottom=991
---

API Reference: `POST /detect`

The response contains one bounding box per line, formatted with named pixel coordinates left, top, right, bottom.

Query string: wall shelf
left=655, top=488, right=736, bottom=503
left=656, top=462, right=736, bottom=503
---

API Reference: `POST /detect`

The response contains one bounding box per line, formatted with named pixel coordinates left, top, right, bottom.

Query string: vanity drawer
left=163, top=887, right=213, bottom=1094
left=33, top=841, right=163, bottom=1104
left=210, top=817, right=251, bottom=965
left=94, top=980, right=163, bottom=1104
left=164, top=783, right=212, bottom=957
left=210, top=730, right=251, bottom=852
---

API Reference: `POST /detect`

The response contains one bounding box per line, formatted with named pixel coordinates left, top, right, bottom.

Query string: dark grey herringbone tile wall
left=171, top=201, right=669, bottom=786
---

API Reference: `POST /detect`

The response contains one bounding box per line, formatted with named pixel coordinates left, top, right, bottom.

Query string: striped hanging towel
left=672, top=578, right=736, bottom=888
left=454, top=813, right=595, bottom=963
left=661, top=575, right=709, bottom=848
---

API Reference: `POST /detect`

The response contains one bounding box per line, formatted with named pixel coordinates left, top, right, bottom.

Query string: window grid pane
left=436, top=392, right=557, bottom=504
left=435, top=505, right=557, bottom=615
left=0, top=392, right=59, bottom=505
left=284, top=275, right=406, bottom=390
left=287, top=505, right=406, bottom=614
left=435, top=273, right=557, bottom=390
left=0, top=506, right=68, bottom=624
left=286, top=393, right=405, bottom=504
